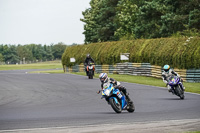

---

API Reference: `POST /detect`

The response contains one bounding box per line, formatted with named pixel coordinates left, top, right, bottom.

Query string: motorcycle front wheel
left=109, top=98, right=122, bottom=113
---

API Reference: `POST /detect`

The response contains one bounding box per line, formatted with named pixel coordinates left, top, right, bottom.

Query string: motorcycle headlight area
left=103, top=89, right=111, bottom=96
left=89, top=66, right=93, bottom=69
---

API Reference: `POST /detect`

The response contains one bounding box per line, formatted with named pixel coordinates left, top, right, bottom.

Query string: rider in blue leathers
left=97, top=73, right=132, bottom=103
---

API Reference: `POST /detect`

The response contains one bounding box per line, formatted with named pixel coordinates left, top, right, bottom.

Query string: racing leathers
left=99, top=78, right=132, bottom=103
left=84, top=57, right=95, bottom=75
left=162, top=69, right=185, bottom=91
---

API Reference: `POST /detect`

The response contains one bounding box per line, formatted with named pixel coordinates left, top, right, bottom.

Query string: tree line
left=0, top=43, right=67, bottom=64
left=81, top=0, right=200, bottom=44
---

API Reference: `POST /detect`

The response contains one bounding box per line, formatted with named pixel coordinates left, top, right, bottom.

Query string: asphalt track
left=0, top=70, right=200, bottom=132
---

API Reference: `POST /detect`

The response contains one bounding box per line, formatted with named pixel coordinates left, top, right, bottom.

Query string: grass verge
left=0, top=61, right=63, bottom=70
left=29, top=70, right=64, bottom=74
left=183, top=131, right=200, bottom=133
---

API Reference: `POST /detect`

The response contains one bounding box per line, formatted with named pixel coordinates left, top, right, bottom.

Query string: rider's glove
left=97, top=90, right=101, bottom=94
left=110, top=80, right=115, bottom=84
left=180, top=78, right=183, bottom=82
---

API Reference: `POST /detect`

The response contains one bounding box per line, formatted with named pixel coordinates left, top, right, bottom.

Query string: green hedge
left=62, top=37, right=200, bottom=69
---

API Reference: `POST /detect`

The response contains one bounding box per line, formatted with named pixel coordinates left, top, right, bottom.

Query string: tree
left=189, top=9, right=200, bottom=30
left=34, top=44, right=46, bottom=61
left=0, top=53, right=4, bottom=63
left=16, top=45, right=33, bottom=62
left=52, top=42, right=67, bottom=59
left=44, top=45, right=54, bottom=61
left=81, top=0, right=119, bottom=43
left=115, top=0, right=138, bottom=40
left=3, top=45, right=20, bottom=64
left=81, top=0, right=101, bottom=43
left=133, top=1, right=166, bottom=38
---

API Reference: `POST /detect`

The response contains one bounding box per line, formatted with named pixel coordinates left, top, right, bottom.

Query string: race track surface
left=0, top=70, right=200, bottom=131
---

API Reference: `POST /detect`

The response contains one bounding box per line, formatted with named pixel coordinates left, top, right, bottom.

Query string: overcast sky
left=0, top=0, right=91, bottom=45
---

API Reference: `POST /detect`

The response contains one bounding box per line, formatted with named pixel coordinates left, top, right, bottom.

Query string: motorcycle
left=86, top=62, right=95, bottom=79
left=99, top=82, right=135, bottom=113
left=168, top=76, right=185, bottom=99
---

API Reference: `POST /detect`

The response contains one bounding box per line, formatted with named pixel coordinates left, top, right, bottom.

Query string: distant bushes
left=62, top=37, right=200, bottom=69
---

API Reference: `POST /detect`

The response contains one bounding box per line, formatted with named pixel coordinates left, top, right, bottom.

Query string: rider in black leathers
left=84, top=54, right=95, bottom=75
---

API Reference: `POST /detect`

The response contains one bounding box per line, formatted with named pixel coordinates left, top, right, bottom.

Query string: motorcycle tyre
left=180, top=94, right=185, bottom=100
left=127, top=102, right=135, bottom=113
left=88, top=75, right=93, bottom=79
left=176, top=86, right=185, bottom=100
left=109, top=98, right=122, bottom=113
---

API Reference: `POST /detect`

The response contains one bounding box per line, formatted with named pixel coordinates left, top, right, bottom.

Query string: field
left=0, top=60, right=63, bottom=70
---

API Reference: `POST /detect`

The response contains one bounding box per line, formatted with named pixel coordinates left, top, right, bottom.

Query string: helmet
left=86, top=54, right=90, bottom=58
left=163, top=65, right=170, bottom=72
left=99, top=73, right=108, bottom=83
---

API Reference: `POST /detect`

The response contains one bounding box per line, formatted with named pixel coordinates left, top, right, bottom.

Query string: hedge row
left=62, top=37, right=200, bottom=69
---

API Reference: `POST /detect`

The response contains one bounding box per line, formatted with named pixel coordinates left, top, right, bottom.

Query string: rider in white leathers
left=162, top=65, right=185, bottom=92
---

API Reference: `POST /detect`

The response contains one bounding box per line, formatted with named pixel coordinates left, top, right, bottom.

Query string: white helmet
left=99, top=73, right=108, bottom=83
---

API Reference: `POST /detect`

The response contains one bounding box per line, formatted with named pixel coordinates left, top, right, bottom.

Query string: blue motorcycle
left=100, top=83, right=135, bottom=113
left=168, top=76, right=185, bottom=99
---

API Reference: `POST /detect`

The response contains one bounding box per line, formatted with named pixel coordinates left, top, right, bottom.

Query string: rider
left=97, top=73, right=132, bottom=103
left=84, top=54, right=95, bottom=75
left=162, top=64, right=185, bottom=92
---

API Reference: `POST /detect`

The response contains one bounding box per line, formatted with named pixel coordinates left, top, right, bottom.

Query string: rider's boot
left=125, top=93, right=133, bottom=104
left=167, top=85, right=172, bottom=92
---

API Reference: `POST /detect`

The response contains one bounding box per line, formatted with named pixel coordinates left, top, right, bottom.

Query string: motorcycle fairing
left=109, top=97, right=119, bottom=104
left=111, top=88, right=127, bottom=109
left=102, top=86, right=114, bottom=96
left=121, top=96, right=127, bottom=109
left=169, top=76, right=180, bottom=86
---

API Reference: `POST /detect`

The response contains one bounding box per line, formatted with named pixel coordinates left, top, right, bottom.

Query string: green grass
left=183, top=131, right=200, bottom=133
left=29, top=70, right=65, bottom=74
left=0, top=61, right=63, bottom=70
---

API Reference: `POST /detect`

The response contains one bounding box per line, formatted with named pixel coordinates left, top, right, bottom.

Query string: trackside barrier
left=186, top=69, right=200, bottom=83
left=65, top=63, right=199, bottom=83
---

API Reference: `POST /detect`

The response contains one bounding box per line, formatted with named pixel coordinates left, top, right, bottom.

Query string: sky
left=0, top=0, right=91, bottom=45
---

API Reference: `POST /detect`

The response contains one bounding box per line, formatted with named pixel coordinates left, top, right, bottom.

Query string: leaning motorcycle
left=168, top=76, right=185, bottom=99
left=99, top=83, right=135, bottom=113
left=86, top=62, right=95, bottom=79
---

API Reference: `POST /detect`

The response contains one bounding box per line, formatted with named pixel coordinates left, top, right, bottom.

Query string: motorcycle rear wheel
left=127, top=102, right=135, bottom=113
